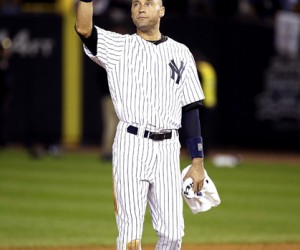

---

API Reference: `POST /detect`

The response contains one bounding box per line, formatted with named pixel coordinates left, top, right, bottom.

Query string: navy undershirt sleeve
left=182, top=105, right=201, bottom=139
left=75, top=25, right=97, bottom=55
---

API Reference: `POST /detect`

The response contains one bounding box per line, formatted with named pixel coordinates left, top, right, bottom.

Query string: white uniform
left=84, top=26, right=204, bottom=249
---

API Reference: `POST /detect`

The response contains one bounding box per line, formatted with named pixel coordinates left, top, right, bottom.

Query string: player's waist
left=127, top=125, right=178, bottom=141
left=119, top=121, right=178, bottom=141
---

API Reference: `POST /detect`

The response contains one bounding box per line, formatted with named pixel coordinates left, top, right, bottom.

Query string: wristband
left=80, top=0, right=93, bottom=2
left=186, top=137, right=204, bottom=159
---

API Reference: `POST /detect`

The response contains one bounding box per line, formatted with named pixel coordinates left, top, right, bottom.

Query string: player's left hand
left=183, top=158, right=205, bottom=193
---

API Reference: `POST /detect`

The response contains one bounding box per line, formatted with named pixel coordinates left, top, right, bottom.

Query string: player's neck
left=136, top=28, right=161, bottom=41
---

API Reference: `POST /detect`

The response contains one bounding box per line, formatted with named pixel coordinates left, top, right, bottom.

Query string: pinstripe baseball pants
left=112, top=121, right=184, bottom=250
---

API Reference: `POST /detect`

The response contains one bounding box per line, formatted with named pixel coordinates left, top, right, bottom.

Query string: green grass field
left=0, top=148, right=300, bottom=247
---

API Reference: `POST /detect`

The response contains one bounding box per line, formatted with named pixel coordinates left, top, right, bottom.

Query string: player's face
left=131, top=0, right=165, bottom=32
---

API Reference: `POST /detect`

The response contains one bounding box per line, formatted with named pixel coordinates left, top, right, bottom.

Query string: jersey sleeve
left=181, top=49, right=205, bottom=106
left=83, top=26, right=126, bottom=69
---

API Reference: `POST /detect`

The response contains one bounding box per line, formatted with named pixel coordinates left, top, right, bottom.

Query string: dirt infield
left=1, top=244, right=300, bottom=250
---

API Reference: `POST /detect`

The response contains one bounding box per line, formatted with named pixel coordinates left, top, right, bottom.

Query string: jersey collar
left=147, top=35, right=168, bottom=45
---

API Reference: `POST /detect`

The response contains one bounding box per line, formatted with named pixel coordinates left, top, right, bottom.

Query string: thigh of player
left=112, top=123, right=152, bottom=245
left=148, top=138, right=184, bottom=241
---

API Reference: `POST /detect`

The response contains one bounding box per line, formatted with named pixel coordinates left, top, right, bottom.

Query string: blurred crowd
left=82, top=0, right=300, bottom=24
left=0, top=0, right=299, bottom=22
left=0, top=0, right=22, bottom=15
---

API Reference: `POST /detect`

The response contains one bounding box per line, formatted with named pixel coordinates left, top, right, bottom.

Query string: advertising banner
left=0, top=14, right=62, bottom=146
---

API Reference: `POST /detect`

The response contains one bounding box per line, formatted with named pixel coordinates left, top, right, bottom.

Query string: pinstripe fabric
left=83, top=26, right=204, bottom=250
left=84, top=27, right=204, bottom=131
left=113, top=121, right=183, bottom=249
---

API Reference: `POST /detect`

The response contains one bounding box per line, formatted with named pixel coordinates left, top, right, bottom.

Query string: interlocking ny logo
left=169, top=59, right=185, bottom=84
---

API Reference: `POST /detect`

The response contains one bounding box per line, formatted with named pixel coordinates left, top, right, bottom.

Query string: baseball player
left=75, top=0, right=206, bottom=249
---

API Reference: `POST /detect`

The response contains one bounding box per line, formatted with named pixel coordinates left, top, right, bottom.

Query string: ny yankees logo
left=169, top=59, right=185, bottom=84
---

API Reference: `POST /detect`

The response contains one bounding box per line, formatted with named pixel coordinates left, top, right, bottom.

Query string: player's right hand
left=183, top=158, right=205, bottom=193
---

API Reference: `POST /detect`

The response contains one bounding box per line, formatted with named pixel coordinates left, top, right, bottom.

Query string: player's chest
left=122, top=47, right=187, bottom=86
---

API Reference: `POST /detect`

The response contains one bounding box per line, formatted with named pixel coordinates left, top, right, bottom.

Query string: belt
left=127, top=125, right=174, bottom=141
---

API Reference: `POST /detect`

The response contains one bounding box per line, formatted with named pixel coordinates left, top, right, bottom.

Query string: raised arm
left=75, top=1, right=93, bottom=38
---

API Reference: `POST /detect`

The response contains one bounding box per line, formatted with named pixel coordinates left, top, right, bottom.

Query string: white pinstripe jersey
left=84, top=26, right=205, bottom=131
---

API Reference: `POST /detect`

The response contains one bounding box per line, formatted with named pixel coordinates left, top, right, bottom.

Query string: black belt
left=127, top=125, right=174, bottom=141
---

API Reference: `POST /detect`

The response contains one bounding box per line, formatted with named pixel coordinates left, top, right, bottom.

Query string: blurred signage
left=0, top=29, right=55, bottom=57
left=0, top=14, right=62, bottom=143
